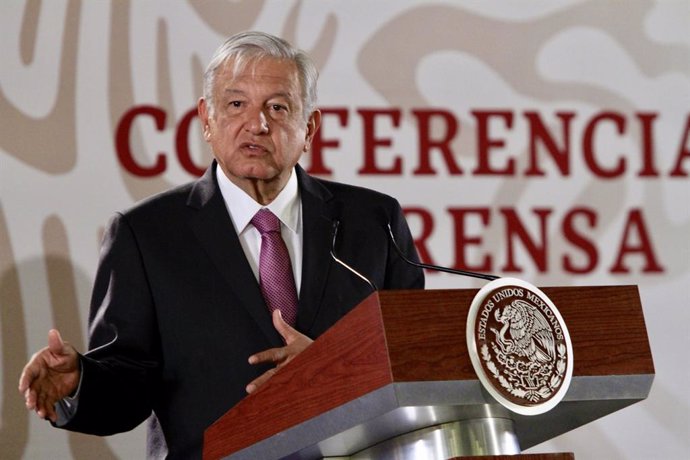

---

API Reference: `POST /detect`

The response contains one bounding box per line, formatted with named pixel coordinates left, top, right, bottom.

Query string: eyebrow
left=222, top=89, right=294, bottom=101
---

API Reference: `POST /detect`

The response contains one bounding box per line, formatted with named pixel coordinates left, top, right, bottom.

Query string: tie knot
left=251, top=209, right=281, bottom=235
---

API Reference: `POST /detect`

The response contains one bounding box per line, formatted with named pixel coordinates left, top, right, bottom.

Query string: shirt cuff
left=54, top=357, right=83, bottom=427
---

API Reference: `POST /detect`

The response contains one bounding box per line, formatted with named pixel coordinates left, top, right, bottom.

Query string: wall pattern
left=1, top=1, right=688, bottom=458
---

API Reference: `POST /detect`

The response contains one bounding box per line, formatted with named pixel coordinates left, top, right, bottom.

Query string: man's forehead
left=219, top=56, right=299, bottom=84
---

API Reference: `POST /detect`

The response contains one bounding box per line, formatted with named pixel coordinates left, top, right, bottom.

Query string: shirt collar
left=215, top=164, right=301, bottom=235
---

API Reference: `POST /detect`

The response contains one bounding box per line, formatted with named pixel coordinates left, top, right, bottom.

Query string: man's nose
left=244, top=108, right=269, bottom=134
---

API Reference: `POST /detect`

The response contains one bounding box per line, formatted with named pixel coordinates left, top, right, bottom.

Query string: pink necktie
left=251, top=209, right=298, bottom=326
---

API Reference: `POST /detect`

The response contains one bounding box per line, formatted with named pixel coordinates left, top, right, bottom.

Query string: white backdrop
left=1, top=1, right=688, bottom=459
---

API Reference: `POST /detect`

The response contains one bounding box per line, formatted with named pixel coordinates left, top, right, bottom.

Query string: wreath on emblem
left=482, top=299, right=568, bottom=403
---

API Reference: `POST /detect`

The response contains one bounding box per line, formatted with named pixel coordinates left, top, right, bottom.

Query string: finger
left=47, top=329, right=65, bottom=355
left=36, top=386, right=58, bottom=422
left=272, top=309, right=288, bottom=334
left=245, top=368, right=277, bottom=394
left=272, top=309, right=298, bottom=344
left=18, top=346, right=48, bottom=393
left=18, top=363, right=36, bottom=393
left=248, top=346, right=286, bottom=365
left=24, top=388, right=36, bottom=410
left=44, top=399, right=58, bottom=423
left=36, top=390, right=48, bottom=419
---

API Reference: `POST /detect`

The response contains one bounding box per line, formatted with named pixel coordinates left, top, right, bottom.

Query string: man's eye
left=271, top=104, right=286, bottom=112
left=228, top=101, right=242, bottom=108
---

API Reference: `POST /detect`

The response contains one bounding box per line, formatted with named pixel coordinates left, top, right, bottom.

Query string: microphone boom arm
left=331, top=221, right=378, bottom=291
left=386, top=224, right=499, bottom=281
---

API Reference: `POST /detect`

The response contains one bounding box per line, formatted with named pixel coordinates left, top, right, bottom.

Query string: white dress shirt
left=215, top=165, right=303, bottom=295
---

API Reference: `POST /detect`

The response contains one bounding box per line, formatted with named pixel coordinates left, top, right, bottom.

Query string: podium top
left=204, top=285, right=654, bottom=460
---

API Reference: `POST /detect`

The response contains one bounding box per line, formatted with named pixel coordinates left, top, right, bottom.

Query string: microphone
left=330, top=220, right=378, bottom=291
left=386, top=223, right=499, bottom=281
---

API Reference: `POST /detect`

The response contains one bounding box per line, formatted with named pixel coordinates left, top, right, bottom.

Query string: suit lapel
left=187, top=164, right=283, bottom=346
left=295, top=166, right=338, bottom=334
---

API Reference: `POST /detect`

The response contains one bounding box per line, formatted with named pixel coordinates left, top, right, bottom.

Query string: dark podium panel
left=204, top=286, right=654, bottom=459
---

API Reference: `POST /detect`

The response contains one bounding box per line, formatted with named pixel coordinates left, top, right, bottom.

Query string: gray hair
left=203, top=31, right=318, bottom=120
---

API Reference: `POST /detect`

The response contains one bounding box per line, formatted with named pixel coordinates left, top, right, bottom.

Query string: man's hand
left=245, top=310, right=313, bottom=394
left=18, top=329, right=81, bottom=422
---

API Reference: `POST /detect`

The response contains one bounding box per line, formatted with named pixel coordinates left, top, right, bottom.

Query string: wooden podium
left=203, top=286, right=654, bottom=459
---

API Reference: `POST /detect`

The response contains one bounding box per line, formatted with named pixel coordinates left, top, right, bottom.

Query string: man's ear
left=198, top=98, right=211, bottom=140
left=303, top=109, right=322, bottom=151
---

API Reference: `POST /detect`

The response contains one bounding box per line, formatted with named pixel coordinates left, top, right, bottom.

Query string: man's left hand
left=245, top=310, right=313, bottom=394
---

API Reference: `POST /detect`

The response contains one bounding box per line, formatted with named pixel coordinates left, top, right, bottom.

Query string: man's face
left=199, top=57, right=319, bottom=197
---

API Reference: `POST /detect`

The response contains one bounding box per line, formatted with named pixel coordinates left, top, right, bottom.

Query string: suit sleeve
left=62, top=213, right=161, bottom=435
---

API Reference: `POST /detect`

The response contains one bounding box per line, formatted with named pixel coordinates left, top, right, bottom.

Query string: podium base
left=345, top=417, right=520, bottom=459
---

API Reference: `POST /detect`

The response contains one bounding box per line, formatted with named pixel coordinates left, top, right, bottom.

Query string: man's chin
left=225, top=166, right=286, bottom=185
left=240, top=168, right=281, bottom=182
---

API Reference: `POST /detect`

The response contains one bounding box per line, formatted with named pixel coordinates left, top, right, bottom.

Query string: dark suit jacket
left=62, top=163, right=424, bottom=458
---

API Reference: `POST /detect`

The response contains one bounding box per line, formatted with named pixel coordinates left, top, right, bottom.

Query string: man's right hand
left=18, top=329, right=80, bottom=423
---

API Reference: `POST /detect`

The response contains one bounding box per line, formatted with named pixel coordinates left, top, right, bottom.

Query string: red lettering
left=447, top=208, right=492, bottom=272
left=308, top=108, right=349, bottom=175
left=524, top=111, right=574, bottom=176
left=670, top=114, right=690, bottom=177
left=637, top=112, right=660, bottom=177
left=357, top=108, right=402, bottom=174
left=610, top=209, right=664, bottom=273
left=411, top=109, right=462, bottom=175
left=562, top=207, right=598, bottom=273
left=583, top=112, right=626, bottom=178
left=501, top=208, right=551, bottom=272
left=175, top=108, right=205, bottom=177
left=472, top=110, right=514, bottom=175
left=115, top=105, right=167, bottom=177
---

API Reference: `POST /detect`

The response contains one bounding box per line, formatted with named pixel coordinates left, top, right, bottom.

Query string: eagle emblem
left=492, top=299, right=556, bottom=365
left=466, top=278, right=573, bottom=416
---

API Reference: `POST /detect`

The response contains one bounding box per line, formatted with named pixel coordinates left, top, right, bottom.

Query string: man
left=19, top=31, right=424, bottom=458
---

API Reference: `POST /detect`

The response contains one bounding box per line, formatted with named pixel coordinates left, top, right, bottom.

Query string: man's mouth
left=240, top=142, right=269, bottom=154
